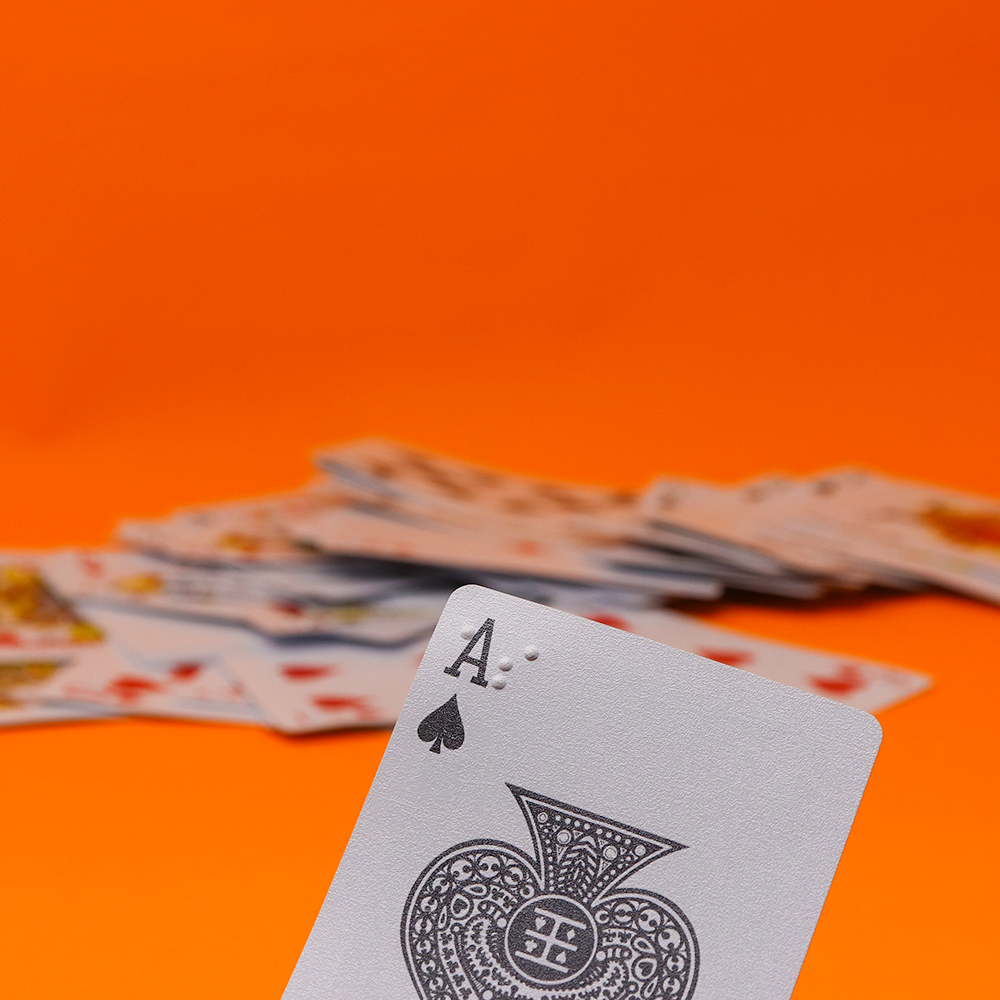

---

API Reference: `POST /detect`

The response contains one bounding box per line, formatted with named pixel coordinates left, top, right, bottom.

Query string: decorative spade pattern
left=401, top=785, right=699, bottom=1000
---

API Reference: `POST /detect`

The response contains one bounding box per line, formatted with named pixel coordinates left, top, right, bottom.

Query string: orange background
left=2, top=1, right=998, bottom=997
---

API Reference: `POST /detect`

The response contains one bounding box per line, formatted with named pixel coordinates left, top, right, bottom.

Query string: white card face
left=223, top=637, right=427, bottom=733
left=283, top=586, right=882, bottom=1000
left=545, top=603, right=930, bottom=714
left=0, top=648, right=121, bottom=727
left=31, top=609, right=265, bottom=725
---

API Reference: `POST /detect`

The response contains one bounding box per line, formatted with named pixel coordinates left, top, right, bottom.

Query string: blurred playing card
left=118, top=484, right=350, bottom=565
left=41, top=549, right=452, bottom=642
left=31, top=606, right=265, bottom=725
left=287, top=505, right=723, bottom=599
left=224, top=636, right=428, bottom=733
left=0, top=556, right=105, bottom=649
left=0, top=648, right=123, bottom=727
left=642, top=475, right=926, bottom=590
left=315, top=438, right=640, bottom=539
left=751, top=468, right=1000, bottom=603
left=546, top=600, right=931, bottom=714
left=0, top=555, right=124, bottom=727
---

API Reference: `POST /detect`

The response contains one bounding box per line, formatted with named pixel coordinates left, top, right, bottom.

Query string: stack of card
left=10, top=438, right=983, bottom=732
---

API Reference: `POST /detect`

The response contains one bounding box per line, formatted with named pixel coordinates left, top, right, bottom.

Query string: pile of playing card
left=8, top=438, right=983, bottom=733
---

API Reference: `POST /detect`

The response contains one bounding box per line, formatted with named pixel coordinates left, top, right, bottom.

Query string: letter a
left=444, top=618, right=495, bottom=687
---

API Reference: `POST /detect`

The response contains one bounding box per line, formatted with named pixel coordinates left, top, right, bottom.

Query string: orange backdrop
left=2, top=2, right=998, bottom=997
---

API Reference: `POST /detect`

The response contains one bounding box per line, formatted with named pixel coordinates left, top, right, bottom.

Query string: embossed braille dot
left=497, top=656, right=513, bottom=672
left=460, top=624, right=476, bottom=639
left=490, top=674, right=507, bottom=689
left=523, top=645, right=539, bottom=660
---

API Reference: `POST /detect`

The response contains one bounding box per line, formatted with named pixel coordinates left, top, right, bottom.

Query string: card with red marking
left=29, top=606, right=265, bottom=725
left=546, top=603, right=930, bottom=714
left=223, top=636, right=428, bottom=733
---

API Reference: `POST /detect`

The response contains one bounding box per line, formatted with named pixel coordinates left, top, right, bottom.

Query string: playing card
left=282, top=585, right=882, bottom=1000
left=544, top=601, right=930, bottom=713
left=41, top=549, right=451, bottom=642
left=223, top=636, right=428, bottom=733
left=642, top=476, right=926, bottom=591
left=0, top=557, right=104, bottom=649
left=117, top=484, right=350, bottom=565
left=0, top=556, right=124, bottom=727
left=31, top=606, right=266, bottom=725
left=315, top=438, right=641, bottom=540
left=287, top=504, right=723, bottom=599
left=749, top=468, right=1000, bottom=603
left=0, top=648, right=123, bottom=728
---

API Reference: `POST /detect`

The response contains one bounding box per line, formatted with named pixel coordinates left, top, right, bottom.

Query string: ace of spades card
left=282, top=586, right=882, bottom=1000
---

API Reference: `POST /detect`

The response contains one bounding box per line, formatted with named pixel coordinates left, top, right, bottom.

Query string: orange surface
left=2, top=1, right=998, bottom=997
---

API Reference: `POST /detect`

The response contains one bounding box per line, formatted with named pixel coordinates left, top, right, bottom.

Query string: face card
left=759, top=468, right=1000, bottom=603
left=0, top=556, right=123, bottom=727
left=282, top=586, right=882, bottom=1000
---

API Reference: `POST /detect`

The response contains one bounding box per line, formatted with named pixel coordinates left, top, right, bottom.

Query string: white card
left=0, top=647, right=122, bottom=728
left=223, top=637, right=428, bottom=733
left=31, top=607, right=265, bottom=725
left=545, top=602, right=930, bottom=714
left=41, top=549, right=449, bottom=642
left=282, top=586, right=882, bottom=1000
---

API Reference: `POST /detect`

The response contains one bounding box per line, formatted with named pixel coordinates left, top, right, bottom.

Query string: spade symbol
left=417, top=694, right=465, bottom=754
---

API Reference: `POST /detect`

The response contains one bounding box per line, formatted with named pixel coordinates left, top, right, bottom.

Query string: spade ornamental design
left=401, top=785, right=699, bottom=1000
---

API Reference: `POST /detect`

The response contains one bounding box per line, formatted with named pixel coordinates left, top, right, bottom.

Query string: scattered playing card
left=547, top=601, right=930, bottom=713
left=282, top=585, right=882, bottom=1000
left=41, top=549, right=453, bottom=642
left=0, top=555, right=124, bottom=727
left=0, top=648, right=123, bottom=728
left=26, top=606, right=264, bottom=724
left=223, top=636, right=428, bottom=733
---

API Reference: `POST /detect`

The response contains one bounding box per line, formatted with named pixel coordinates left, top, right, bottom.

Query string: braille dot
left=490, top=674, right=507, bottom=689
left=497, top=656, right=513, bottom=672
left=460, top=625, right=476, bottom=639
left=523, top=645, right=539, bottom=660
